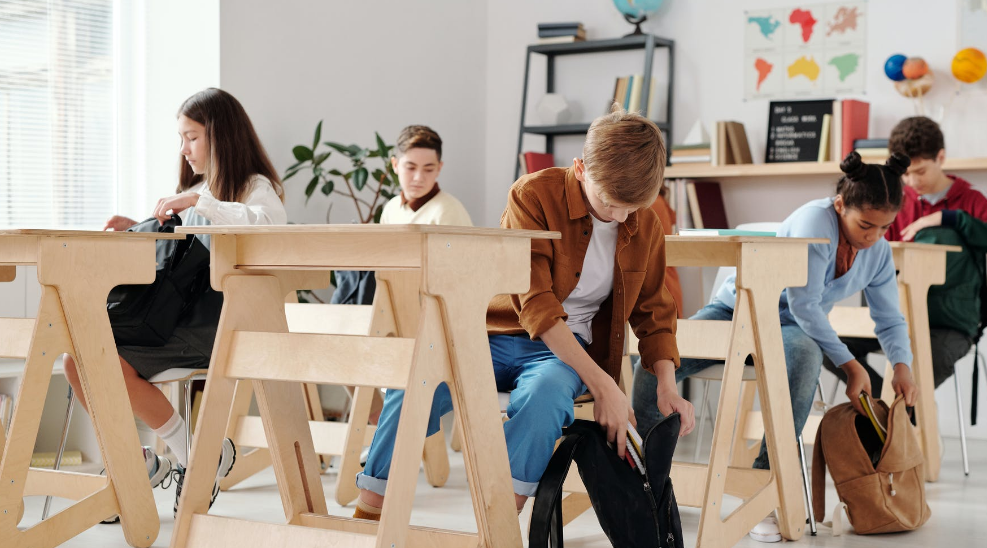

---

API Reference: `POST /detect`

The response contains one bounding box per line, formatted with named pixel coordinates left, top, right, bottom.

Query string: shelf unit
left=665, top=157, right=987, bottom=180
left=516, top=34, right=675, bottom=178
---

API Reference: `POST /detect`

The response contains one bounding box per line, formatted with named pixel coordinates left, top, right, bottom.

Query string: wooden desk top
left=888, top=241, right=963, bottom=253
left=666, top=235, right=827, bottom=244
left=178, top=224, right=561, bottom=239
left=0, top=229, right=184, bottom=239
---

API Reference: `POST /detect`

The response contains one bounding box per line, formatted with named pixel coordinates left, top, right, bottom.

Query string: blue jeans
left=631, top=301, right=822, bottom=469
left=356, top=334, right=588, bottom=497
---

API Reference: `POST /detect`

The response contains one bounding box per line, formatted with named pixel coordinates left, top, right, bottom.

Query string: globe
left=613, top=0, right=665, bottom=35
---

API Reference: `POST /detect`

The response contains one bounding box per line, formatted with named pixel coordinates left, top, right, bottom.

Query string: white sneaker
left=749, top=514, right=782, bottom=543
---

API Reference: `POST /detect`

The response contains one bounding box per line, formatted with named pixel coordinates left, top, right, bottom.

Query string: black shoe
left=173, top=438, right=237, bottom=517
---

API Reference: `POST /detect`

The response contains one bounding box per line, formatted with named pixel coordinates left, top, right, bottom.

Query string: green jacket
left=914, top=210, right=987, bottom=338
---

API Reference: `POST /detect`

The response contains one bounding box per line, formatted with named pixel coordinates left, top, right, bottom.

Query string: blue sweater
left=713, top=197, right=913, bottom=367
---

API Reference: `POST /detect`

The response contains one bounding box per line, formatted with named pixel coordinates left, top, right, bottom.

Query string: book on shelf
left=609, top=75, right=657, bottom=117
left=685, top=181, right=729, bottom=229
left=818, top=114, right=832, bottom=162
left=678, top=228, right=777, bottom=237
left=628, top=74, right=644, bottom=114
left=537, top=35, right=585, bottom=44
left=537, top=22, right=584, bottom=31
left=841, top=99, right=870, bottom=160
left=538, top=27, right=586, bottom=39
left=669, top=156, right=711, bottom=164
left=856, top=147, right=889, bottom=157
left=521, top=151, right=554, bottom=174
left=671, top=147, right=711, bottom=157
left=712, top=121, right=752, bottom=166
left=854, top=138, right=889, bottom=149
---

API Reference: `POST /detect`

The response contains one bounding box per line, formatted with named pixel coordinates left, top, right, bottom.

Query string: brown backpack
left=812, top=396, right=931, bottom=535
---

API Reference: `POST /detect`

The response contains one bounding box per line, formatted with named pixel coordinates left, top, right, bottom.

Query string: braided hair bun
left=885, top=152, right=911, bottom=177
left=835, top=151, right=906, bottom=211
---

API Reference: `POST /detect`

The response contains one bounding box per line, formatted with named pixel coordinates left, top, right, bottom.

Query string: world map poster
left=744, top=2, right=867, bottom=100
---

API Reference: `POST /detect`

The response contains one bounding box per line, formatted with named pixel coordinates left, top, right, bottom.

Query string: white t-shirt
left=379, top=190, right=472, bottom=226
left=562, top=215, right=619, bottom=343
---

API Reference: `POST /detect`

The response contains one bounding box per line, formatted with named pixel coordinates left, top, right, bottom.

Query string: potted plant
left=283, top=121, right=401, bottom=301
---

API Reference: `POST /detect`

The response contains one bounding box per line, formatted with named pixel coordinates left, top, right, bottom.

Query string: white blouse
left=181, top=174, right=287, bottom=226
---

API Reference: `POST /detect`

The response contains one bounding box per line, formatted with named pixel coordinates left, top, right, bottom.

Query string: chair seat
left=689, top=364, right=757, bottom=382
left=148, top=368, right=209, bottom=384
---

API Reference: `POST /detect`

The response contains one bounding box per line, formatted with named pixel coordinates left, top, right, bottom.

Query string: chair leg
left=185, top=378, right=194, bottom=464
left=797, top=435, right=817, bottom=535
left=42, top=386, right=76, bottom=520
left=953, top=373, right=970, bottom=476
left=693, top=379, right=712, bottom=463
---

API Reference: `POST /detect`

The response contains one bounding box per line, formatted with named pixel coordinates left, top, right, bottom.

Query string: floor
left=16, top=433, right=987, bottom=547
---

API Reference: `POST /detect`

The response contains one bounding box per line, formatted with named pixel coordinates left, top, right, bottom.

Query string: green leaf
left=304, top=175, right=319, bottom=203
left=293, top=145, right=313, bottom=162
left=312, top=120, right=323, bottom=151
left=321, top=180, right=334, bottom=196
left=381, top=189, right=395, bottom=200
left=373, top=205, right=385, bottom=224
left=313, top=151, right=331, bottom=166
left=283, top=165, right=305, bottom=181
left=353, top=147, right=369, bottom=161
left=375, top=132, right=389, bottom=158
left=371, top=169, right=386, bottom=184
left=328, top=169, right=344, bottom=177
left=352, top=167, right=368, bottom=191
left=323, top=141, right=353, bottom=156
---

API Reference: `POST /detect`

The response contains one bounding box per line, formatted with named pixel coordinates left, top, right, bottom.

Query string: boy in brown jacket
left=354, top=108, right=695, bottom=519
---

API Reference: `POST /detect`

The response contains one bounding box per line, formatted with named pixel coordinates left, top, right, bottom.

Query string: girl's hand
left=843, top=359, right=873, bottom=415
left=656, top=387, right=695, bottom=437
left=103, top=215, right=138, bottom=231
left=891, top=363, right=919, bottom=406
left=153, top=193, right=199, bottom=223
left=900, top=211, right=943, bottom=241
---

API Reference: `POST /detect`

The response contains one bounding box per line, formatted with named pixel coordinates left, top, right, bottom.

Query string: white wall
left=217, top=0, right=488, bottom=227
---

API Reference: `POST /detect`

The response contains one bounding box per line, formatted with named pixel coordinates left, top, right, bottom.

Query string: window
left=0, top=0, right=116, bottom=228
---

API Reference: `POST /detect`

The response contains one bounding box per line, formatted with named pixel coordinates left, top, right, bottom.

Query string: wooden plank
left=285, top=304, right=373, bottom=335
left=0, top=235, right=39, bottom=264
left=676, top=319, right=732, bottom=359
left=0, top=318, right=35, bottom=358
left=0, top=230, right=184, bottom=238
left=226, top=332, right=415, bottom=389
left=23, top=469, right=106, bottom=500
left=298, top=513, right=479, bottom=548
left=236, top=233, right=424, bottom=270
left=664, top=157, right=987, bottom=180
left=177, top=224, right=559, bottom=239
left=185, top=514, right=377, bottom=548
left=232, top=416, right=375, bottom=456
left=829, top=306, right=876, bottom=339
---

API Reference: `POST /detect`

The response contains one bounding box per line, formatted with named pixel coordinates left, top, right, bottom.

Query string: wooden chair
left=219, top=302, right=450, bottom=505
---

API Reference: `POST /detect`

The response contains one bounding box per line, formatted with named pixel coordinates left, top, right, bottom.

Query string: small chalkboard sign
left=765, top=99, right=833, bottom=163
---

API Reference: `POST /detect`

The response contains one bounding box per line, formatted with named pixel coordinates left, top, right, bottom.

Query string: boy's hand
left=153, top=192, right=200, bottom=223
left=901, top=211, right=942, bottom=241
left=843, top=359, right=873, bottom=415
left=590, top=374, right=635, bottom=459
left=891, top=363, right=919, bottom=406
left=103, top=215, right=138, bottom=231
left=657, top=387, right=695, bottom=437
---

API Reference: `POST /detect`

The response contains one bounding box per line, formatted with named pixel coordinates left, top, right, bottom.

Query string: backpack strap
left=529, top=432, right=583, bottom=548
left=811, top=416, right=827, bottom=522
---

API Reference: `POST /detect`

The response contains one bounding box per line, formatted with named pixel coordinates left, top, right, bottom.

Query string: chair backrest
left=284, top=303, right=374, bottom=336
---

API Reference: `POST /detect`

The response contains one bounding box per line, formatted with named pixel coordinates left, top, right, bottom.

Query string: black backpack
left=106, top=215, right=212, bottom=346
left=529, top=415, right=684, bottom=548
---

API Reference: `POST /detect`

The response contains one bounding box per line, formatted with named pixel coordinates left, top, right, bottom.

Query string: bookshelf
left=516, top=34, right=675, bottom=178
left=665, top=157, right=987, bottom=181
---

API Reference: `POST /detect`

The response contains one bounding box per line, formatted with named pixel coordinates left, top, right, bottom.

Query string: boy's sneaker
left=749, top=513, right=782, bottom=543
left=101, top=446, right=172, bottom=524
left=173, top=437, right=237, bottom=517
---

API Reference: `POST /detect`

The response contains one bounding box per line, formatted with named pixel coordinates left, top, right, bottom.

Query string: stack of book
left=816, top=99, right=870, bottom=162
left=712, top=121, right=753, bottom=166
left=537, top=22, right=585, bottom=44
left=518, top=151, right=554, bottom=175
left=854, top=138, right=890, bottom=161
left=670, top=143, right=711, bottom=165
left=609, top=74, right=656, bottom=117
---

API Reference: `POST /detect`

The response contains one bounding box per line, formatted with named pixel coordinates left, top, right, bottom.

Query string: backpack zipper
left=643, top=481, right=663, bottom=544
left=888, top=472, right=896, bottom=497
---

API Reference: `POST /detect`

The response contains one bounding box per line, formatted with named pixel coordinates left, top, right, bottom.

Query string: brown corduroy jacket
left=486, top=167, right=680, bottom=383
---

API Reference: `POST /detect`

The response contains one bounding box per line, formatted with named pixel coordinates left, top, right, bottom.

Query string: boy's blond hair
left=582, top=105, right=666, bottom=206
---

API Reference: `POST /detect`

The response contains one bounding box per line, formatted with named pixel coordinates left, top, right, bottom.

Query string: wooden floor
left=19, top=433, right=987, bottom=547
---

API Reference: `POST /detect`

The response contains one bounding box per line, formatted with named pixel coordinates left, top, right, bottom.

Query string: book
left=842, top=99, right=870, bottom=160
left=714, top=122, right=734, bottom=166
left=538, top=27, right=586, bottom=39
left=692, top=181, right=729, bottom=229
left=537, top=22, right=584, bottom=30
left=853, top=138, right=889, bottom=149
left=672, top=143, right=712, bottom=151
left=523, top=151, right=554, bottom=174
left=859, top=393, right=887, bottom=444
left=518, top=153, right=527, bottom=175
left=686, top=182, right=703, bottom=229
left=624, top=74, right=635, bottom=109
left=537, top=36, right=586, bottom=44
left=818, top=114, right=832, bottom=162
left=612, top=77, right=629, bottom=111
left=724, top=121, right=753, bottom=164
left=626, top=421, right=647, bottom=476
left=856, top=147, right=889, bottom=157
left=670, top=147, right=711, bottom=157
left=678, top=228, right=777, bottom=237
left=669, top=156, right=712, bottom=164
left=628, top=73, right=644, bottom=114
left=830, top=100, right=843, bottom=163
